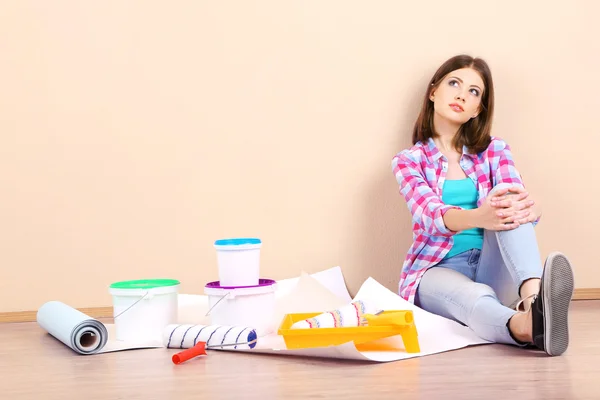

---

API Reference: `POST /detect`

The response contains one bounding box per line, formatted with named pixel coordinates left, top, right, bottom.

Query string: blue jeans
left=415, top=194, right=543, bottom=345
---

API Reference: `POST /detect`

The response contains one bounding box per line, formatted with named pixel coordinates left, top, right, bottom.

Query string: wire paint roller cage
left=277, top=310, right=421, bottom=353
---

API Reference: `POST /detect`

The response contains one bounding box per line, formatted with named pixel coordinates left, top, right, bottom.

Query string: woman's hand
left=474, top=186, right=532, bottom=231
left=489, top=187, right=539, bottom=224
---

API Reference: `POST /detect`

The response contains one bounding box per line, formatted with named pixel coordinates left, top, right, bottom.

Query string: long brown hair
left=412, top=55, right=494, bottom=154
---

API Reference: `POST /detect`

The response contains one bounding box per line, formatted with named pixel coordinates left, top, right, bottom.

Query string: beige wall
left=1, top=1, right=598, bottom=312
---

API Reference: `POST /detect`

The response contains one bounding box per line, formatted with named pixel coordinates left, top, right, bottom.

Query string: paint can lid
left=204, top=279, right=277, bottom=297
left=109, top=279, right=180, bottom=296
left=214, top=238, right=261, bottom=246
left=205, top=278, right=275, bottom=290
left=110, top=279, right=180, bottom=290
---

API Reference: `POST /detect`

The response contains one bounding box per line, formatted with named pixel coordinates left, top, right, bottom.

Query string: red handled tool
left=171, top=338, right=258, bottom=365
left=172, top=342, right=207, bottom=364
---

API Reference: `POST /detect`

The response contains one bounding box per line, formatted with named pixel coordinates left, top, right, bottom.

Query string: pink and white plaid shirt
left=391, top=136, right=538, bottom=303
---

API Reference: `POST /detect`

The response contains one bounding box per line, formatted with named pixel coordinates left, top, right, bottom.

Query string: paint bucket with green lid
left=109, top=279, right=180, bottom=342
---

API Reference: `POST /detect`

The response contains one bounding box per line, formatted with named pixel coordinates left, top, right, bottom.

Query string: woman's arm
left=442, top=208, right=480, bottom=232
left=444, top=186, right=527, bottom=232
left=392, top=145, right=532, bottom=235
left=392, top=152, right=460, bottom=237
left=488, top=138, right=541, bottom=225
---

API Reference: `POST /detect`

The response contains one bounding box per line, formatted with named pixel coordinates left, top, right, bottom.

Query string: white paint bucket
left=204, top=279, right=277, bottom=335
left=109, top=279, right=180, bottom=342
left=214, top=238, right=262, bottom=287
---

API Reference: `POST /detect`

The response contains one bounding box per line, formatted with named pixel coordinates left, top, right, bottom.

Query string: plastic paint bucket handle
left=204, top=291, right=231, bottom=316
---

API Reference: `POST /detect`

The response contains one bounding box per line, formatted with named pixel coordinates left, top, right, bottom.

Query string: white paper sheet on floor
left=274, top=266, right=352, bottom=302
left=37, top=301, right=162, bottom=354
left=171, top=267, right=491, bottom=362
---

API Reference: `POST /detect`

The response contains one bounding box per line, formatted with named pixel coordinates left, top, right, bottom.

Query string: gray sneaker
left=531, top=252, right=575, bottom=356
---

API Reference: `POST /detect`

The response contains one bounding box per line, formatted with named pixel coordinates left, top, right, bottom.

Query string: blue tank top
left=441, top=178, right=484, bottom=258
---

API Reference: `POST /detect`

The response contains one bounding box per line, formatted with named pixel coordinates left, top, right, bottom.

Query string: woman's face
left=430, top=67, right=485, bottom=126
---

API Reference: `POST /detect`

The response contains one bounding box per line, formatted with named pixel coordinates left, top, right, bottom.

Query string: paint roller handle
left=172, top=342, right=207, bottom=365
left=364, top=311, right=414, bottom=327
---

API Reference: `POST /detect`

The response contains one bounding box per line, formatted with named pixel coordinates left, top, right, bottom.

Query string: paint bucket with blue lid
left=214, top=238, right=262, bottom=287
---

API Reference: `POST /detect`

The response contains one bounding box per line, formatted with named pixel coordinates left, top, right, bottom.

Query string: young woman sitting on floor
left=391, top=54, right=574, bottom=356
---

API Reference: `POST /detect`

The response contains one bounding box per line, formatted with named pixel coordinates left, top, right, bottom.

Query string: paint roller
left=164, top=324, right=258, bottom=364
left=289, top=300, right=415, bottom=329
left=290, top=300, right=380, bottom=329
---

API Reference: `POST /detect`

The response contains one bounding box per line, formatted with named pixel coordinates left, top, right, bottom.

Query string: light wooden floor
left=2, top=301, right=599, bottom=400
